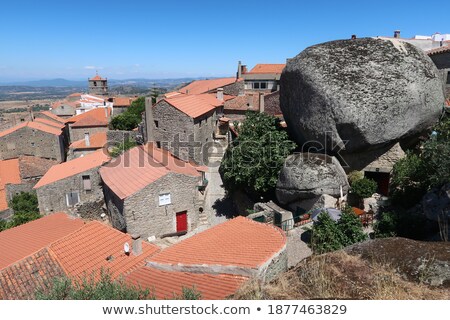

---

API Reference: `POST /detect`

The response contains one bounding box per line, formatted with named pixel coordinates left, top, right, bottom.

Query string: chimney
left=237, top=61, right=242, bottom=79
left=84, top=132, right=90, bottom=147
left=104, top=106, right=109, bottom=119
left=259, top=92, right=265, bottom=113
left=394, top=30, right=401, bottom=38
left=216, top=88, right=224, bottom=101
left=131, top=234, right=142, bottom=256
left=247, top=94, right=253, bottom=109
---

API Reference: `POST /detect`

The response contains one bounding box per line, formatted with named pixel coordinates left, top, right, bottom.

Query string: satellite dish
left=124, top=242, right=130, bottom=254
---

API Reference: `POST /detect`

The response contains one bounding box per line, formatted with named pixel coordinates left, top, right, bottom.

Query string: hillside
left=234, top=238, right=450, bottom=300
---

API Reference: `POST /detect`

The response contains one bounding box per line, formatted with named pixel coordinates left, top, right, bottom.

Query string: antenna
left=124, top=242, right=130, bottom=255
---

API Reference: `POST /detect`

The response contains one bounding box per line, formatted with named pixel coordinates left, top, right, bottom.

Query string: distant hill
left=2, top=79, right=86, bottom=87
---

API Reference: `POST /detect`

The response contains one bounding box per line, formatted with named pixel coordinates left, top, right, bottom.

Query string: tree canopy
left=109, top=96, right=146, bottom=131
left=1, top=192, right=41, bottom=232
left=219, top=112, right=296, bottom=195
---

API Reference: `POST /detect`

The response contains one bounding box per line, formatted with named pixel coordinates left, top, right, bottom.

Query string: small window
left=154, top=120, right=159, bottom=128
left=159, top=193, right=171, bottom=206
left=66, top=192, right=80, bottom=207
left=199, top=119, right=202, bottom=127
left=31, top=142, right=35, bottom=147
left=82, top=175, right=92, bottom=191
left=253, top=82, right=260, bottom=89
left=156, top=141, right=161, bottom=148
left=260, top=82, right=267, bottom=89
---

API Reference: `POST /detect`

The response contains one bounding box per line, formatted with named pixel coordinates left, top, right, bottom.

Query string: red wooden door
left=176, top=211, right=187, bottom=232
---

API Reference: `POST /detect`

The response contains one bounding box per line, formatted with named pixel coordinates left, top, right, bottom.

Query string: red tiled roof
left=126, top=266, right=247, bottom=300
left=0, top=213, right=84, bottom=270
left=38, top=111, right=67, bottom=124
left=100, top=144, right=201, bottom=199
left=224, top=93, right=261, bottom=111
left=149, top=216, right=286, bottom=269
left=113, top=97, right=137, bottom=107
left=0, top=158, right=21, bottom=211
left=70, top=131, right=107, bottom=150
left=51, top=100, right=79, bottom=110
left=68, top=108, right=110, bottom=127
left=18, top=156, right=60, bottom=180
left=33, top=118, right=65, bottom=130
left=0, top=121, right=62, bottom=138
left=33, top=149, right=110, bottom=189
left=427, top=45, right=450, bottom=55
left=67, top=92, right=83, bottom=98
left=0, top=248, right=65, bottom=300
left=90, top=75, right=105, bottom=81
left=49, top=221, right=160, bottom=280
left=178, top=78, right=240, bottom=95
left=247, top=64, right=285, bottom=74
left=164, top=93, right=232, bottom=119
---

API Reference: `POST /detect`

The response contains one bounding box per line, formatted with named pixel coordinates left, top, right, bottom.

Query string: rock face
left=422, top=183, right=450, bottom=222
left=280, top=38, right=445, bottom=155
left=276, top=153, right=349, bottom=205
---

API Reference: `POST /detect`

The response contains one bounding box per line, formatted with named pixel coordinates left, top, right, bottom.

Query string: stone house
left=112, top=96, right=137, bottom=115
left=33, top=149, right=110, bottom=215
left=100, top=144, right=207, bottom=240
left=50, top=100, right=78, bottom=118
left=65, top=107, right=110, bottom=143
left=144, top=92, right=233, bottom=163
left=428, top=45, right=450, bottom=98
left=68, top=131, right=107, bottom=160
left=175, top=77, right=244, bottom=96
left=88, top=74, right=109, bottom=96
left=238, top=62, right=285, bottom=92
left=0, top=121, right=65, bottom=161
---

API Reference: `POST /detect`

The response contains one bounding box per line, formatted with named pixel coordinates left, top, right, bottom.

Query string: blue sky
left=0, top=0, right=449, bottom=81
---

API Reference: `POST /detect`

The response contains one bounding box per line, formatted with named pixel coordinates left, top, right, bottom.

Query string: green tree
left=219, top=112, right=296, bottom=195
left=351, top=177, right=377, bottom=199
left=1, top=192, right=41, bottom=231
left=374, top=210, right=427, bottom=240
left=128, top=96, right=146, bottom=116
left=110, top=139, right=137, bottom=157
left=337, top=206, right=367, bottom=246
left=109, top=96, right=146, bottom=131
left=310, top=212, right=345, bottom=254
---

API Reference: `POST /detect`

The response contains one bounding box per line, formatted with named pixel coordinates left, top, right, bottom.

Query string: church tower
left=88, top=72, right=109, bottom=96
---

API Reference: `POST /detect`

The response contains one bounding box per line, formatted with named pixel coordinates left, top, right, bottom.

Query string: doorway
left=364, top=171, right=390, bottom=196
left=176, top=211, right=188, bottom=233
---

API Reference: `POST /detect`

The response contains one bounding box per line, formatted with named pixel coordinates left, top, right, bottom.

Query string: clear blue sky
left=1, top=0, right=449, bottom=81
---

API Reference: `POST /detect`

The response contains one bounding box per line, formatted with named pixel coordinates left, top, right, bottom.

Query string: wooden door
left=176, top=211, right=187, bottom=233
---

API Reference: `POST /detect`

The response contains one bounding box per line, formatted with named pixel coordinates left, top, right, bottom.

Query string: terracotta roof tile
left=224, top=94, right=261, bottom=111
left=149, top=216, right=286, bottom=268
left=163, top=93, right=232, bottom=119
left=49, top=221, right=160, bottom=280
left=38, top=111, right=67, bottom=124
left=90, top=75, right=105, bottom=81
left=247, top=64, right=285, bottom=74
left=18, top=156, right=60, bottom=179
left=427, top=44, right=450, bottom=55
left=178, top=78, right=240, bottom=95
left=33, top=149, right=110, bottom=189
left=33, top=118, right=66, bottom=130
left=100, top=144, right=201, bottom=199
left=113, top=97, right=137, bottom=107
left=126, top=266, right=247, bottom=300
left=69, top=131, right=107, bottom=150
left=0, top=213, right=84, bottom=270
left=67, top=108, right=110, bottom=125
left=0, top=248, right=65, bottom=299
left=0, top=121, right=62, bottom=138
left=0, top=158, right=21, bottom=211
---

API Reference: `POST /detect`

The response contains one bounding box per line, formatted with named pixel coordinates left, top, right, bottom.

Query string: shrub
left=109, top=96, right=146, bottom=131
left=338, top=206, right=367, bottom=246
left=351, top=178, right=377, bottom=199
left=0, top=192, right=41, bottom=232
left=374, top=210, right=428, bottom=240
left=110, top=139, right=137, bottom=157
left=347, top=171, right=364, bottom=186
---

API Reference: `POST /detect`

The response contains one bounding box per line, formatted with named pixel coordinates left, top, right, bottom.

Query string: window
left=260, top=82, right=267, bottom=89
left=31, top=142, right=35, bottom=147
left=66, top=192, right=80, bottom=207
left=159, top=193, right=171, bottom=206
left=82, top=175, right=92, bottom=191
left=154, top=120, right=159, bottom=128
left=199, top=119, right=202, bottom=127
left=156, top=141, right=161, bottom=148
left=253, top=82, right=260, bottom=89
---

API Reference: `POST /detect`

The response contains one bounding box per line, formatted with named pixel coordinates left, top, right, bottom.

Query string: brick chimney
left=84, top=132, right=90, bottom=147
left=216, top=88, right=224, bottom=101
left=394, top=30, right=401, bottom=38
left=131, top=234, right=142, bottom=256
left=259, top=92, right=265, bottom=113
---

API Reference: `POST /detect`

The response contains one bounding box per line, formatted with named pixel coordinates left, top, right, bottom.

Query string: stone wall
left=75, top=196, right=106, bottom=220
left=261, top=247, right=288, bottom=282
left=0, top=126, right=64, bottom=161
left=105, top=172, right=200, bottom=239
left=363, top=142, right=406, bottom=173
left=150, top=100, right=217, bottom=164
left=35, top=166, right=104, bottom=215
left=70, top=125, right=108, bottom=143
left=5, top=181, right=37, bottom=202
left=107, top=130, right=138, bottom=147
left=264, top=91, right=282, bottom=117
left=67, top=148, right=97, bottom=160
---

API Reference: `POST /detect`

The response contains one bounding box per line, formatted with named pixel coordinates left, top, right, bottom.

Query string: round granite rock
left=280, top=38, right=445, bottom=154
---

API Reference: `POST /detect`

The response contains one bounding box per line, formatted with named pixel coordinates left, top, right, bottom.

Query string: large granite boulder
left=281, top=38, right=445, bottom=155
left=421, top=183, right=450, bottom=222
left=276, top=153, right=349, bottom=205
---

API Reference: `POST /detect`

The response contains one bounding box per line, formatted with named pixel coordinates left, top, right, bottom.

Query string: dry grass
left=233, top=251, right=450, bottom=300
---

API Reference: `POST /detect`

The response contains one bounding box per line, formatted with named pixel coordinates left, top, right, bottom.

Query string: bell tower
left=88, top=72, right=109, bottom=96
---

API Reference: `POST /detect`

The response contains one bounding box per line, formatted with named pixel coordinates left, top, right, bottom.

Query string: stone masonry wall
left=122, top=172, right=200, bottom=239
left=0, top=126, right=64, bottom=161
left=261, top=246, right=288, bottom=282
left=36, top=166, right=104, bottom=215
left=107, top=130, right=137, bottom=147
left=264, top=91, right=282, bottom=116
left=5, top=181, right=37, bottom=202
left=70, top=125, right=108, bottom=143
left=222, top=81, right=245, bottom=96
left=192, top=109, right=216, bottom=164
